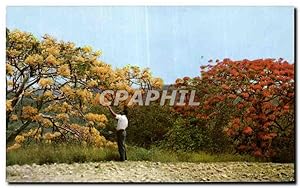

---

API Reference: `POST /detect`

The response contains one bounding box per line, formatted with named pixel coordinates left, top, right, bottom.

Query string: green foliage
left=160, top=117, right=232, bottom=153
left=271, top=113, right=295, bottom=163
left=125, top=104, right=176, bottom=148
left=127, top=147, right=153, bottom=161
left=160, top=118, right=208, bottom=151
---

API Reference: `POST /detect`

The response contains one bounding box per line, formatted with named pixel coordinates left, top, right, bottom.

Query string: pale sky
left=6, top=6, right=294, bottom=84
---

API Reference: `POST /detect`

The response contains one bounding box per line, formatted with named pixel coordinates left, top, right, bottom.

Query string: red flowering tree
left=173, top=58, right=294, bottom=158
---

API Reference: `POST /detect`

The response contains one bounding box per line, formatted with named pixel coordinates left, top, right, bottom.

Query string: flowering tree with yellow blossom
left=6, top=29, right=163, bottom=151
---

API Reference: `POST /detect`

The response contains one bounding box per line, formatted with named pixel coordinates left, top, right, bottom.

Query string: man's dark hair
left=121, top=106, right=128, bottom=116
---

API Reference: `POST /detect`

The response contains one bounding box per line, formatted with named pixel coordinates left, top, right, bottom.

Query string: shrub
left=160, top=117, right=232, bottom=153
left=125, top=104, right=176, bottom=148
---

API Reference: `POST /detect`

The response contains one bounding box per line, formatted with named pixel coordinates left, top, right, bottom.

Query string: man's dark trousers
left=117, top=129, right=127, bottom=161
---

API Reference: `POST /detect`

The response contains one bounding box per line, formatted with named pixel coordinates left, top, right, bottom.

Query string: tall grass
left=128, top=147, right=263, bottom=163
left=6, top=144, right=262, bottom=166
left=6, top=144, right=119, bottom=166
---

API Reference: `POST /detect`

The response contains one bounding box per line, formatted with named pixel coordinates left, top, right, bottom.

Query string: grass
left=6, top=144, right=119, bottom=166
left=6, top=144, right=262, bottom=166
left=128, top=146, right=263, bottom=163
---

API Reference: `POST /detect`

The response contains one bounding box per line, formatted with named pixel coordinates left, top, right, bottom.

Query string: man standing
left=107, top=106, right=128, bottom=161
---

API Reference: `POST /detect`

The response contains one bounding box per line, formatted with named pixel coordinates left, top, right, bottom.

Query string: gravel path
left=6, top=161, right=294, bottom=183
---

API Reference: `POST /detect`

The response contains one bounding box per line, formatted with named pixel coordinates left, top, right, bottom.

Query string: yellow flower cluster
left=69, top=123, right=86, bottom=136
left=42, top=34, right=56, bottom=45
left=6, top=63, right=14, bottom=76
left=7, top=123, right=117, bottom=152
left=53, top=132, right=61, bottom=137
left=7, top=143, right=21, bottom=152
left=93, top=135, right=107, bottom=147
left=113, top=82, right=133, bottom=93
left=43, top=90, right=54, bottom=99
left=6, top=49, right=17, bottom=57
left=141, top=69, right=151, bottom=80
left=114, top=68, right=127, bottom=82
left=82, top=45, right=92, bottom=53
left=8, top=128, right=42, bottom=151
left=31, top=114, right=44, bottom=122
left=76, top=89, right=92, bottom=101
left=15, top=135, right=25, bottom=144
left=25, top=54, right=44, bottom=66
left=40, top=118, right=53, bottom=128
left=9, top=30, right=36, bottom=43
left=84, top=113, right=108, bottom=123
left=66, top=42, right=75, bottom=49
left=73, top=55, right=85, bottom=63
left=94, top=50, right=102, bottom=56
left=89, top=127, right=115, bottom=148
left=69, top=110, right=80, bottom=117
left=38, top=78, right=54, bottom=88
left=44, top=102, right=72, bottom=113
left=6, top=100, right=12, bottom=111
left=68, top=124, right=117, bottom=148
left=105, top=141, right=118, bottom=150
left=151, top=78, right=164, bottom=89
left=21, top=128, right=42, bottom=138
left=92, top=60, right=104, bottom=67
left=91, top=66, right=110, bottom=76
left=87, top=80, right=98, bottom=88
left=56, top=113, right=70, bottom=121
left=22, top=106, right=38, bottom=119
left=40, top=36, right=60, bottom=58
left=46, top=47, right=60, bottom=56
left=62, top=102, right=73, bottom=112
left=10, top=114, right=18, bottom=121
left=58, top=64, right=71, bottom=77
left=60, top=85, right=75, bottom=98
left=9, top=30, right=38, bottom=49
left=7, top=30, right=38, bottom=60
left=45, top=54, right=59, bottom=66
left=43, top=132, right=61, bottom=141
left=7, top=49, right=22, bottom=58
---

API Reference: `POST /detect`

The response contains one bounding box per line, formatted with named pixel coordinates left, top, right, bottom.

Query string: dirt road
left=6, top=161, right=294, bottom=183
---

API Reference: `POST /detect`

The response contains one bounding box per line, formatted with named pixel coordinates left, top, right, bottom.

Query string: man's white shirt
left=115, top=114, right=128, bottom=130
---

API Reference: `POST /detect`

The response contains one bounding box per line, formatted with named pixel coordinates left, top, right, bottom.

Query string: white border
left=1, top=0, right=298, bottom=187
